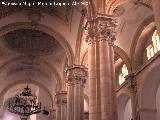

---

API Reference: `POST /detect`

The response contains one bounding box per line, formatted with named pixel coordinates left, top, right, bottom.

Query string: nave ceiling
left=0, top=28, right=67, bottom=107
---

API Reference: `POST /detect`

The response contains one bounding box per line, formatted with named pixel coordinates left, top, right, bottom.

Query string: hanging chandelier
left=7, top=85, right=42, bottom=120
left=5, top=29, right=46, bottom=120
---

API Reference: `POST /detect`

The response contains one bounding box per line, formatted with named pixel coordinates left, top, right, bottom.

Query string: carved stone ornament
left=55, top=91, right=67, bottom=105
left=126, top=74, right=137, bottom=93
left=65, top=65, right=87, bottom=85
left=4, top=29, right=59, bottom=56
left=86, top=25, right=98, bottom=44
left=0, top=0, right=73, bottom=24
left=97, top=17, right=117, bottom=42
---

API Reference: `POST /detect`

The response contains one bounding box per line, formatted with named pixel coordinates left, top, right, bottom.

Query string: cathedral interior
left=0, top=0, right=159, bottom=120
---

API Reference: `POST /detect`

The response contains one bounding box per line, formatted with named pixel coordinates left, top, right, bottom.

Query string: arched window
left=146, top=30, right=160, bottom=60
left=146, top=44, right=154, bottom=59
left=152, top=30, right=160, bottom=52
left=119, top=64, right=128, bottom=85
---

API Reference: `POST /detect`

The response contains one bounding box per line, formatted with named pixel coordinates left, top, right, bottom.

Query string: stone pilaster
left=65, top=65, right=87, bottom=120
left=97, top=16, right=117, bottom=120
left=152, top=0, right=160, bottom=36
left=126, top=74, right=137, bottom=120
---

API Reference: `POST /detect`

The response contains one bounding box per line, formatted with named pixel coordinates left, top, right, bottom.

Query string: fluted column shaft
left=67, top=85, right=74, bottom=120
left=87, top=17, right=117, bottom=120
left=87, top=21, right=100, bottom=120
left=61, top=91, right=67, bottom=120
left=152, top=0, right=160, bottom=35
left=74, top=82, right=81, bottom=120
left=80, top=82, right=84, bottom=120
left=97, top=17, right=117, bottom=120
left=66, top=65, right=87, bottom=120
left=74, top=80, right=85, bottom=120
left=99, top=36, right=111, bottom=120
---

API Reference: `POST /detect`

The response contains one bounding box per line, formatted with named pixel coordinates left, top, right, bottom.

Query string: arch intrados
left=81, top=49, right=88, bottom=65
left=86, top=0, right=96, bottom=17
left=114, top=45, right=131, bottom=73
left=130, top=15, right=155, bottom=64
left=117, top=92, right=130, bottom=120
left=117, top=92, right=130, bottom=104
left=0, top=22, right=74, bottom=65
left=0, top=56, right=62, bottom=90
left=140, top=64, right=160, bottom=110
left=107, top=0, right=128, bottom=15
left=0, top=80, right=54, bottom=107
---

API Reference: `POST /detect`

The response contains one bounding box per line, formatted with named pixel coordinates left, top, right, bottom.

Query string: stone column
left=55, top=91, right=67, bottom=120
left=87, top=20, right=99, bottom=120
left=0, top=97, right=3, bottom=119
left=56, top=91, right=67, bottom=120
left=66, top=84, right=74, bottom=120
left=97, top=16, right=117, bottom=120
left=126, top=74, right=137, bottom=120
left=55, top=92, right=62, bottom=120
left=152, top=0, right=160, bottom=35
left=61, top=91, right=67, bottom=120
left=65, top=65, right=87, bottom=120
left=109, top=28, right=118, bottom=120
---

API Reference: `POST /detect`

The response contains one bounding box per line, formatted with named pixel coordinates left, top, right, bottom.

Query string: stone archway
left=117, top=93, right=132, bottom=120
left=140, top=64, right=160, bottom=120
left=1, top=82, right=53, bottom=120
left=130, top=15, right=155, bottom=70
left=0, top=22, right=74, bottom=65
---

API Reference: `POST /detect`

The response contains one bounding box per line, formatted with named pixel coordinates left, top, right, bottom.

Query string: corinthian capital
left=65, top=65, right=87, bottom=85
left=97, top=17, right=117, bottom=43
left=86, top=20, right=98, bottom=44
left=55, top=91, right=67, bottom=105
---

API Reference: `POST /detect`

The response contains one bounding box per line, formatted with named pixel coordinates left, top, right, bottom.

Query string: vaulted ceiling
left=0, top=0, right=155, bottom=114
left=0, top=0, right=74, bottom=25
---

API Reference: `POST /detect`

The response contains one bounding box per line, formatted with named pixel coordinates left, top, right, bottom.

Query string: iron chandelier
left=7, top=85, right=42, bottom=120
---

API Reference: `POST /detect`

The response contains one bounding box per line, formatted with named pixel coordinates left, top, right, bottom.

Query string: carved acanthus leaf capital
left=55, top=91, right=67, bottom=105
left=65, top=65, right=87, bottom=85
left=88, top=26, right=98, bottom=38
left=85, top=20, right=99, bottom=44
left=97, top=17, right=117, bottom=43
